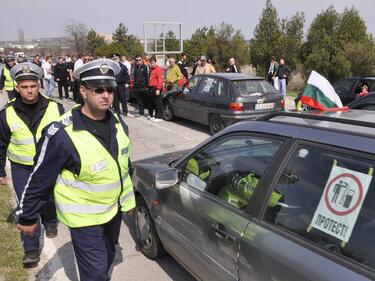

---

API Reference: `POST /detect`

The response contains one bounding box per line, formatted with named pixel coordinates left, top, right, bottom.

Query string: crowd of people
left=0, top=52, right=295, bottom=121
left=2, top=53, right=242, bottom=120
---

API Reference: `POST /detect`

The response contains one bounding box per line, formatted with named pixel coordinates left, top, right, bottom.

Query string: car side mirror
left=155, top=168, right=179, bottom=189
left=186, top=173, right=207, bottom=192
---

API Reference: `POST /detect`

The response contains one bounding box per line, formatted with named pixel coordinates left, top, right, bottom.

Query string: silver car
left=132, top=110, right=375, bottom=281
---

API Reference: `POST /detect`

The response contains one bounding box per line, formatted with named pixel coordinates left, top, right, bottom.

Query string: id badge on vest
left=89, top=159, right=108, bottom=175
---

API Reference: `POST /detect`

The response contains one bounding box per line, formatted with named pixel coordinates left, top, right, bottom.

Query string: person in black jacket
left=177, top=52, right=189, bottom=80
left=276, top=58, right=290, bottom=97
left=133, top=55, right=149, bottom=116
left=54, top=57, right=69, bottom=99
left=226, top=57, right=240, bottom=73
left=112, top=55, right=130, bottom=116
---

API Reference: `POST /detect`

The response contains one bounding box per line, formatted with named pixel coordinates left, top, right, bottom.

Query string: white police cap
left=73, top=59, right=120, bottom=87
left=10, top=62, right=43, bottom=82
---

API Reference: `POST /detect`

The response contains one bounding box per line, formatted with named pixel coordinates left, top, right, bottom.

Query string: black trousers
left=113, top=83, right=128, bottom=115
left=11, top=162, right=57, bottom=253
left=149, top=87, right=163, bottom=119
left=70, top=211, right=122, bottom=281
left=73, top=79, right=81, bottom=103
left=57, top=79, right=69, bottom=98
left=134, top=88, right=148, bottom=115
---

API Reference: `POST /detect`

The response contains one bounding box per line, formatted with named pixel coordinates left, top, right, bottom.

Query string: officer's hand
left=17, top=223, right=37, bottom=236
left=156, top=90, right=160, bottom=96
left=0, top=177, right=7, bottom=185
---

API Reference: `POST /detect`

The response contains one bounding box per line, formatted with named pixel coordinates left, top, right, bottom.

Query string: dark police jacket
left=0, top=94, right=64, bottom=177
left=116, top=62, right=130, bottom=85
left=17, top=106, right=130, bottom=226
left=133, top=64, right=149, bottom=89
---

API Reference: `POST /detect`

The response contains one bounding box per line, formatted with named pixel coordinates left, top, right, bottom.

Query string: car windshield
left=232, top=79, right=278, bottom=96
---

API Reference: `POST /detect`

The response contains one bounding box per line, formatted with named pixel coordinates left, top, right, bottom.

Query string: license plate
left=255, top=103, right=274, bottom=110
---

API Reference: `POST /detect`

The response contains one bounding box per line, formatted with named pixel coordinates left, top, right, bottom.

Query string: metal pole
left=154, top=25, right=157, bottom=53
left=163, top=24, right=166, bottom=55
left=181, top=24, right=183, bottom=53
left=143, top=23, right=147, bottom=54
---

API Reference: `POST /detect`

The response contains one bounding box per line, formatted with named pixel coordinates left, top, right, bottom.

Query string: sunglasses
left=136, top=58, right=142, bottom=61
left=86, top=86, right=116, bottom=94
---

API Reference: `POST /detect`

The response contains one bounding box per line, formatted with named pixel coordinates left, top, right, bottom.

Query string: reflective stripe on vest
left=7, top=151, right=34, bottom=163
left=56, top=173, right=129, bottom=193
left=6, top=101, right=61, bottom=165
left=54, top=110, right=135, bottom=228
left=10, top=137, right=34, bottom=145
left=3, top=67, right=15, bottom=91
left=56, top=190, right=135, bottom=214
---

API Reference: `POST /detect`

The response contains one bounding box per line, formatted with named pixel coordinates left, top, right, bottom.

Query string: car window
left=216, top=80, right=225, bottom=97
left=362, top=79, right=375, bottom=92
left=197, top=77, right=218, bottom=95
left=264, top=145, right=375, bottom=271
left=232, top=79, right=277, bottom=96
left=182, top=135, right=282, bottom=209
left=333, top=79, right=356, bottom=95
left=185, top=76, right=201, bottom=93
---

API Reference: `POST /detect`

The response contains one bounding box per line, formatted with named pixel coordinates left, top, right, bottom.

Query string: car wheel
left=209, top=114, right=225, bottom=135
left=163, top=101, right=174, bottom=121
left=133, top=196, right=165, bottom=259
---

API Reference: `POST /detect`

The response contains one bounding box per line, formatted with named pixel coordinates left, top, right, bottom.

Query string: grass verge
left=0, top=185, right=27, bottom=281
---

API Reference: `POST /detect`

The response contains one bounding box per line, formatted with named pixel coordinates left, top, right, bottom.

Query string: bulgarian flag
left=300, top=71, right=348, bottom=111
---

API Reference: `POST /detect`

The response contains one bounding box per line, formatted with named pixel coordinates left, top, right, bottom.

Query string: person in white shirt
left=72, top=54, right=89, bottom=103
left=42, top=56, right=55, bottom=97
left=120, top=55, right=131, bottom=75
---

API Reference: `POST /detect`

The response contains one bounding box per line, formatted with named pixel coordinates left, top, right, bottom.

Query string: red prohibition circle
left=324, top=173, right=363, bottom=216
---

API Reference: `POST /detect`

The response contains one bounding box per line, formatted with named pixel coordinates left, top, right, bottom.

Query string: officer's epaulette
left=45, top=116, right=73, bottom=138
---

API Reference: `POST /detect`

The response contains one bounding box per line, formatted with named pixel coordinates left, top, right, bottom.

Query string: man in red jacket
left=148, top=57, right=164, bottom=122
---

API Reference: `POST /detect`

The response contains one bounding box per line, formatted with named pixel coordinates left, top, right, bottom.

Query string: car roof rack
left=259, top=111, right=375, bottom=130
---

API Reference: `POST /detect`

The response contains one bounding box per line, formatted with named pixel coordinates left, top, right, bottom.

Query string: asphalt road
left=0, top=88, right=295, bottom=281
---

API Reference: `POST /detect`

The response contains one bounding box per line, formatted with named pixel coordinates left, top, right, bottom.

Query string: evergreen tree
left=112, top=23, right=128, bottom=45
left=87, top=29, right=105, bottom=56
left=279, top=12, right=305, bottom=70
left=249, top=0, right=282, bottom=76
left=112, top=22, right=143, bottom=57
left=303, top=6, right=375, bottom=81
left=184, top=27, right=210, bottom=64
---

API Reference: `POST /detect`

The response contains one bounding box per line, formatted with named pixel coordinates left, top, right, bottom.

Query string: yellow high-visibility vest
left=3, top=67, right=16, bottom=91
left=6, top=100, right=60, bottom=165
left=54, top=111, right=135, bottom=228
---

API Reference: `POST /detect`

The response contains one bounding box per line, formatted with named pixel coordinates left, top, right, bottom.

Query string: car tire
left=133, top=196, right=165, bottom=260
left=163, top=100, right=174, bottom=121
left=209, top=114, right=225, bottom=135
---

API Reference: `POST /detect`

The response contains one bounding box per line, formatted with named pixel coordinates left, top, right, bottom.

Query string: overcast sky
left=1, top=0, right=374, bottom=41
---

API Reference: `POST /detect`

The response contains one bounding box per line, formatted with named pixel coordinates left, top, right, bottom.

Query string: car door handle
left=211, top=223, right=236, bottom=242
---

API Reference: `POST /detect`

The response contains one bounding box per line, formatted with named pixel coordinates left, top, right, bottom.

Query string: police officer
left=0, top=56, right=17, bottom=100
left=16, top=59, right=136, bottom=281
left=0, top=62, right=63, bottom=268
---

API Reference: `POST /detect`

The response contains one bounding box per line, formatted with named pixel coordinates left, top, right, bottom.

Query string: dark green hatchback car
left=163, top=73, right=284, bottom=134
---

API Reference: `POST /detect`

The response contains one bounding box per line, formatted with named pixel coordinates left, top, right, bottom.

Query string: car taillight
left=229, top=102, right=244, bottom=112
left=280, top=99, right=285, bottom=109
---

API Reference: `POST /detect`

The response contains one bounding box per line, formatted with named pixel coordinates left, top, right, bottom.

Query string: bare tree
left=64, top=19, right=88, bottom=54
